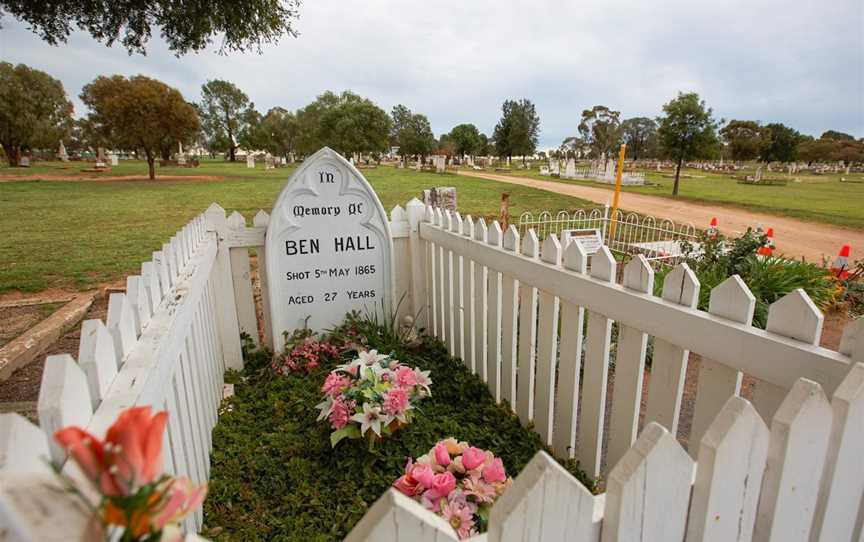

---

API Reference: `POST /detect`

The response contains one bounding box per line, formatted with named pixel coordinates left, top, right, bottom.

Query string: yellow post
left=608, top=143, right=627, bottom=241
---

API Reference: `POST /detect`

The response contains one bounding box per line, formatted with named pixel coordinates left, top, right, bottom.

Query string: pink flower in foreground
left=441, top=498, right=476, bottom=540
left=383, top=387, right=409, bottom=414
left=461, top=447, right=486, bottom=470
left=393, top=474, right=423, bottom=496
left=395, top=366, right=418, bottom=388
left=433, top=441, right=451, bottom=466
left=463, top=475, right=497, bottom=504
left=151, top=477, right=207, bottom=531
left=482, top=457, right=506, bottom=483
left=329, top=399, right=352, bottom=429
left=322, top=373, right=351, bottom=397
left=410, top=463, right=435, bottom=489
left=426, top=471, right=457, bottom=501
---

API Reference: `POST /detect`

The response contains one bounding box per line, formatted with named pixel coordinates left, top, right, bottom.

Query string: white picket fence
left=1, top=197, right=862, bottom=541
left=350, top=203, right=863, bottom=542
left=0, top=206, right=245, bottom=540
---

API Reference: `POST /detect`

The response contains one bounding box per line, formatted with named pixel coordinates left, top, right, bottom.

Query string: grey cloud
left=1, top=0, right=861, bottom=149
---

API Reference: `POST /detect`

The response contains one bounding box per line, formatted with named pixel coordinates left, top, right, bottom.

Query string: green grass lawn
left=0, top=159, right=601, bottom=293
left=494, top=165, right=864, bottom=229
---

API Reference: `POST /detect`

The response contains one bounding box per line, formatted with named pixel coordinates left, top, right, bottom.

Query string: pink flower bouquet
left=393, top=439, right=512, bottom=539
left=315, top=349, right=432, bottom=447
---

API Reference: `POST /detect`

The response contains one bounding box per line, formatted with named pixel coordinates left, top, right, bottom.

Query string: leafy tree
left=448, top=123, right=482, bottom=157
left=760, top=123, right=802, bottom=163
left=820, top=130, right=855, bottom=141
left=798, top=137, right=864, bottom=163
left=198, top=80, right=252, bottom=161
left=656, top=92, right=719, bottom=196
left=0, top=62, right=73, bottom=166
left=0, top=0, right=301, bottom=55
left=620, top=117, right=658, bottom=160
left=559, top=136, right=587, bottom=159
left=81, top=75, right=199, bottom=179
left=720, top=120, right=766, bottom=161
left=296, top=91, right=390, bottom=156
left=237, top=108, right=270, bottom=152
left=476, top=133, right=492, bottom=156
left=493, top=98, right=540, bottom=163
left=437, top=133, right=456, bottom=156
left=390, top=105, right=435, bottom=161
left=260, top=107, right=299, bottom=160
left=577, top=105, right=621, bottom=159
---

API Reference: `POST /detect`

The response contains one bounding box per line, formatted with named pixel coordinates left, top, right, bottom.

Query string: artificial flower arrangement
left=315, top=349, right=432, bottom=448
left=54, top=406, right=206, bottom=542
left=272, top=327, right=342, bottom=375
left=392, top=438, right=512, bottom=540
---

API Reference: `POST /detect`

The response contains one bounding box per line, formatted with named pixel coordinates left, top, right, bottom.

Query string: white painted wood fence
left=346, top=203, right=864, bottom=542
left=0, top=206, right=244, bottom=541
left=2, top=198, right=862, bottom=542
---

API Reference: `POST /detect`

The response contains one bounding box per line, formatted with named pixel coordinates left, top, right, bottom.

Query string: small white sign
left=561, top=228, right=604, bottom=254
left=265, top=148, right=393, bottom=344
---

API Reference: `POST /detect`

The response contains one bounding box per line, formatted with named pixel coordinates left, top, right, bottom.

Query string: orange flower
left=55, top=406, right=168, bottom=496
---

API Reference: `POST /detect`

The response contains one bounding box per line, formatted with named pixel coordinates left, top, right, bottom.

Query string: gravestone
left=57, top=141, right=68, bottom=162
left=265, top=153, right=275, bottom=170
left=110, top=154, right=119, bottom=166
left=19, top=156, right=30, bottom=167
left=265, top=147, right=393, bottom=342
left=421, top=187, right=457, bottom=211
left=564, top=158, right=576, bottom=178
left=246, top=154, right=255, bottom=169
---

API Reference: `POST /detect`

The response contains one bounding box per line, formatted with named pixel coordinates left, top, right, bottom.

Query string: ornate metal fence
left=518, top=206, right=699, bottom=265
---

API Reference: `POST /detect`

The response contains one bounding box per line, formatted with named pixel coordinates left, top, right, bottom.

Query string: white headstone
left=57, top=140, right=68, bottom=162
left=19, top=156, right=30, bottom=167
left=246, top=154, right=255, bottom=169
left=265, top=147, right=394, bottom=342
left=110, top=153, right=119, bottom=166
left=564, top=158, right=576, bottom=179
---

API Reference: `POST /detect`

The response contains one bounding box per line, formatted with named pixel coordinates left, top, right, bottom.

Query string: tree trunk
left=673, top=153, right=684, bottom=196
left=229, top=145, right=236, bottom=162
left=3, top=144, right=20, bottom=167
left=146, top=152, right=156, bottom=180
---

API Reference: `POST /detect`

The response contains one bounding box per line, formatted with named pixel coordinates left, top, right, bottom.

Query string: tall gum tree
left=0, top=62, right=72, bottom=166
left=81, top=75, right=199, bottom=179
left=198, top=80, right=252, bottom=161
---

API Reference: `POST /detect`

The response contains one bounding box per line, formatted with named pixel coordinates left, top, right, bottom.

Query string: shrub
left=655, top=229, right=839, bottom=328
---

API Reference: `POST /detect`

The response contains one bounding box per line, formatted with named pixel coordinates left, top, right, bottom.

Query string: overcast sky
left=1, top=0, right=862, bottom=149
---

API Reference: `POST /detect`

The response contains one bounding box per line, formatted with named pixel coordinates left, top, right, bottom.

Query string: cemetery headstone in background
left=246, top=154, right=255, bottom=169
left=265, top=147, right=394, bottom=343
left=421, top=187, right=457, bottom=211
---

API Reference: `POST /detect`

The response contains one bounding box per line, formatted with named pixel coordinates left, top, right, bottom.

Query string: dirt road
left=458, top=170, right=863, bottom=263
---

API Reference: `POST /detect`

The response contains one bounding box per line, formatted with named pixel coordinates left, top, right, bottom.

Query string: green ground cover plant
left=203, top=314, right=592, bottom=541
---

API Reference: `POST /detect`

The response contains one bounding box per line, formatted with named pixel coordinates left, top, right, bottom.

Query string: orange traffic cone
left=831, top=245, right=851, bottom=279
left=708, top=217, right=718, bottom=239
left=757, top=228, right=775, bottom=256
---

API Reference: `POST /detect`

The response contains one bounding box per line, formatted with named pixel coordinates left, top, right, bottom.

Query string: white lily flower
left=350, top=402, right=384, bottom=436
left=358, top=349, right=388, bottom=366
left=316, top=397, right=334, bottom=420
left=413, top=367, right=433, bottom=395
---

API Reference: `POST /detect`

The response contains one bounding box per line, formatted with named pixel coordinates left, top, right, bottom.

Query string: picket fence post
left=226, top=211, right=258, bottom=346
left=406, top=198, right=428, bottom=332
left=204, top=203, right=243, bottom=370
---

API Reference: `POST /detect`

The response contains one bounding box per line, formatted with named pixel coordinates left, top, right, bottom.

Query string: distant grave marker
left=561, top=228, right=603, bottom=255
left=265, top=147, right=393, bottom=343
